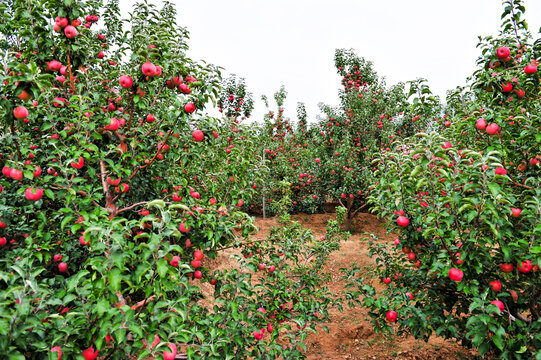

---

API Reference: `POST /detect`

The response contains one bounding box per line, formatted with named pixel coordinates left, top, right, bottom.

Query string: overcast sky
left=120, top=0, right=541, bottom=123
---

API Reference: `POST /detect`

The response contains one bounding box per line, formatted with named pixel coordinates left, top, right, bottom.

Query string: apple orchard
left=0, top=0, right=540, bottom=359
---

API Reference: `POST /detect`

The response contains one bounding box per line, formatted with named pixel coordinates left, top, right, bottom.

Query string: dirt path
left=251, top=212, right=476, bottom=360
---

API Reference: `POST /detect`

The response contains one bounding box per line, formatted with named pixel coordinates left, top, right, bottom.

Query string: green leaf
left=156, top=258, right=168, bottom=278
left=108, top=268, right=122, bottom=292
left=44, top=189, right=54, bottom=200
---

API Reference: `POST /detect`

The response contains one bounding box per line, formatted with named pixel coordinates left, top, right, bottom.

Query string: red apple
left=170, top=256, right=179, bottom=267
left=495, top=167, right=507, bottom=176
left=475, top=118, right=487, bottom=130
left=517, top=260, right=532, bottom=273
left=71, top=156, right=84, bottom=169
left=18, top=89, right=32, bottom=101
left=13, top=106, right=29, bottom=119
left=163, top=344, right=177, bottom=360
left=386, top=310, right=397, bottom=322
left=382, top=277, right=391, bottom=284
left=172, top=192, right=182, bottom=202
left=64, top=25, right=78, bottom=38
left=185, top=102, right=196, bottom=113
left=449, top=267, right=464, bottom=282
left=107, top=177, right=121, bottom=186
left=58, top=262, right=68, bottom=272
left=396, top=216, right=409, bottom=227
left=496, top=47, right=510, bottom=60
left=510, top=208, right=522, bottom=218
left=489, top=280, right=502, bottom=292
left=55, top=17, right=68, bottom=28
left=499, top=263, right=513, bottom=273
left=501, top=82, right=513, bottom=92
left=25, top=187, right=44, bottom=201
left=119, top=75, right=133, bottom=88
left=490, top=300, right=504, bottom=314
left=146, top=113, right=155, bottom=123
left=105, top=118, right=120, bottom=131
left=48, top=61, right=63, bottom=73
left=194, top=250, right=204, bottom=260
left=9, top=168, right=23, bottom=180
left=141, top=62, right=157, bottom=76
left=33, top=166, right=41, bottom=178
left=179, top=223, right=190, bottom=233
left=192, top=129, right=204, bottom=142
left=524, top=64, right=537, bottom=74
left=82, top=347, right=98, bottom=360
left=179, top=83, right=191, bottom=94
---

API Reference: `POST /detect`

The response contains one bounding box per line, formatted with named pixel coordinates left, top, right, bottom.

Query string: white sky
left=119, top=0, right=541, bottom=122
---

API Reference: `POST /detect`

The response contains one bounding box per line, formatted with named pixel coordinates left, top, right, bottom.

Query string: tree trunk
left=344, top=196, right=354, bottom=231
